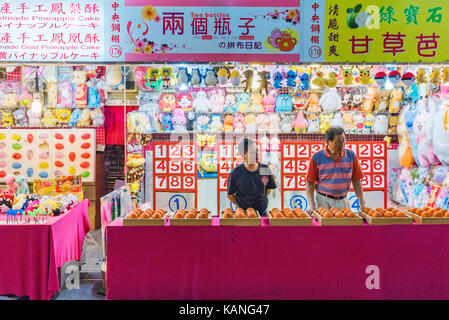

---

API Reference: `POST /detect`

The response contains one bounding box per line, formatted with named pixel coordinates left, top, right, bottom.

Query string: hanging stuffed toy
left=427, top=99, right=449, bottom=165
left=209, top=90, right=225, bottom=113
left=172, top=107, right=187, bottom=132
left=342, top=112, right=355, bottom=134
left=273, top=71, right=284, bottom=89
left=87, top=81, right=101, bottom=108
left=204, top=69, right=218, bottom=86
left=291, top=111, right=308, bottom=133
left=349, top=86, right=365, bottom=111
left=158, top=93, right=176, bottom=112
left=306, top=114, right=320, bottom=133
left=190, top=68, right=203, bottom=86
left=319, top=113, right=333, bottom=133
left=325, top=72, right=338, bottom=88
left=405, top=102, right=420, bottom=166
left=91, top=109, right=105, bottom=127
left=193, top=90, right=210, bottom=113
left=258, top=71, right=270, bottom=95
left=286, top=69, right=297, bottom=87
left=73, top=69, right=88, bottom=108
left=223, top=94, right=236, bottom=113
left=401, top=72, right=419, bottom=104
left=69, top=108, right=81, bottom=127
left=362, top=86, right=378, bottom=113
left=341, top=67, right=354, bottom=85
left=374, top=71, right=387, bottom=87
left=312, top=70, right=326, bottom=88
left=397, top=106, right=415, bottom=168
left=279, top=114, right=295, bottom=133
left=262, top=90, right=276, bottom=113
left=250, top=93, right=263, bottom=113
left=56, top=109, right=72, bottom=126
left=176, top=67, right=191, bottom=87
left=196, top=114, right=211, bottom=132
left=358, top=67, right=372, bottom=85
left=230, top=69, right=241, bottom=87
left=307, top=93, right=321, bottom=112
left=373, top=114, right=388, bottom=135
left=363, top=113, right=375, bottom=134
left=160, top=113, right=173, bottom=131
left=299, top=73, right=310, bottom=90
left=275, top=94, right=293, bottom=112
left=242, top=69, right=254, bottom=92
left=430, top=67, right=441, bottom=85
left=388, top=115, right=399, bottom=135
left=293, top=91, right=309, bottom=111
left=416, top=68, right=427, bottom=85
left=176, top=92, right=194, bottom=112
left=442, top=67, right=449, bottom=84
left=217, top=68, right=229, bottom=86
left=389, top=87, right=403, bottom=113
left=330, top=112, right=344, bottom=128
left=236, top=92, right=251, bottom=113
left=388, top=70, right=402, bottom=87
left=319, top=72, right=342, bottom=113
left=233, top=113, right=245, bottom=133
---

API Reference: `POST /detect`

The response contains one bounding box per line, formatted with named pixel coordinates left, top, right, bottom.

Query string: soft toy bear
left=373, top=114, right=388, bottom=135
left=209, top=114, right=223, bottom=133
left=307, top=93, right=321, bottom=112
left=342, top=113, right=355, bottom=134
left=374, top=88, right=391, bottom=113
left=388, top=115, right=399, bottom=135
left=389, top=88, right=403, bottom=113
left=319, top=88, right=342, bottom=113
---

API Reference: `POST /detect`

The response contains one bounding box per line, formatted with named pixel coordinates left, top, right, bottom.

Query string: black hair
left=238, top=138, right=256, bottom=157
left=325, top=127, right=345, bottom=141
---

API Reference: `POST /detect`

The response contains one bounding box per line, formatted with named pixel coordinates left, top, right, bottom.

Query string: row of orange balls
left=364, top=208, right=407, bottom=218
left=127, top=208, right=166, bottom=219
left=223, top=207, right=258, bottom=218
left=271, top=208, right=309, bottom=219
left=408, top=207, right=449, bottom=218
left=173, top=208, right=210, bottom=219
left=317, top=207, right=358, bottom=218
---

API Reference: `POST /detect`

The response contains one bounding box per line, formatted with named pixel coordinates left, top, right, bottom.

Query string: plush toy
left=236, top=93, right=251, bottom=113
left=388, top=70, right=402, bottom=87
left=77, top=109, right=91, bottom=127
left=262, top=90, right=276, bottom=113
left=413, top=98, right=441, bottom=167
left=349, top=87, right=365, bottom=111
left=260, top=136, right=270, bottom=152
left=12, top=109, right=27, bottom=127
left=389, top=88, right=403, bottom=113
left=342, top=112, right=355, bottom=134
left=364, top=113, right=375, bottom=134
left=306, top=114, right=320, bottom=133
left=242, top=69, right=254, bottom=93
left=388, top=115, right=399, bottom=135
left=353, top=113, right=366, bottom=134
left=268, top=113, right=281, bottom=134
left=196, top=114, right=211, bottom=132
left=416, top=68, right=428, bottom=84
left=143, top=68, right=163, bottom=91
left=190, top=68, right=203, bottom=86
left=307, top=93, right=321, bottom=112
left=312, top=70, right=326, bottom=87
left=87, top=83, right=101, bottom=108
left=361, top=86, right=377, bottom=113
left=158, top=93, right=176, bottom=112
left=193, top=91, right=210, bottom=113
left=325, top=72, right=338, bottom=88
left=443, top=67, right=449, bottom=84
left=205, top=69, right=218, bottom=86
left=69, top=108, right=81, bottom=127
left=2, top=174, right=16, bottom=195
left=374, top=71, right=388, bottom=87
left=299, top=73, right=310, bottom=91
left=358, top=67, right=372, bottom=85
left=230, top=70, right=241, bottom=87
left=293, top=91, right=309, bottom=111
left=127, top=112, right=149, bottom=133
left=398, top=107, right=415, bottom=168
left=405, top=102, right=420, bottom=166
left=105, top=66, right=124, bottom=90
left=244, top=113, right=257, bottom=133
left=138, top=92, right=161, bottom=131
left=186, top=111, right=195, bottom=131
left=373, top=114, right=388, bottom=135
left=273, top=71, right=284, bottom=89
left=209, top=90, right=225, bottom=113
left=18, top=84, right=32, bottom=108
left=3, top=92, right=18, bottom=108
left=27, top=108, right=41, bottom=127
left=342, top=67, right=354, bottom=85
left=291, top=111, right=308, bottom=133
left=375, top=88, right=391, bottom=113
left=91, top=109, right=105, bottom=127
left=250, top=93, right=263, bottom=113
left=339, top=87, right=351, bottom=111
left=286, top=70, right=297, bottom=87
left=223, top=114, right=234, bottom=132
left=177, top=67, right=191, bottom=86
left=233, top=113, right=245, bottom=133
left=57, top=81, right=73, bottom=108
left=0, top=194, right=14, bottom=213
left=160, top=113, right=173, bottom=131
left=256, top=114, right=269, bottom=134
left=223, top=94, right=236, bottom=113
left=319, top=88, right=342, bottom=113
left=331, top=112, right=344, bottom=128
left=430, top=67, right=441, bottom=85
left=0, top=110, right=12, bottom=127
left=15, top=175, right=29, bottom=195
left=172, top=107, right=187, bottom=132
left=55, top=109, right=72, bottom=126
left=275, top=94, right=293, bottom=112
left=280, top=114, right=294, bottom=133
left=270, top=137, right=280, bottom=152
left=73, top=70, right=88, bottom=108
left=319, top=113, right=333, bottom=133
left=176, top=92, right=194, bottom=112
left=257, top=71, right=270, bottom=95
left=217, top=68, right=229, bottom=85
left=209, top=114, right=223, bottom=133
left=402, top=72, right=419, bottom=104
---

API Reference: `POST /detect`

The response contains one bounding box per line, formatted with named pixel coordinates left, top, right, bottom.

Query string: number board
left=280, top=141, right=387, bottom=208
left=216, top=141, right=261, bottom=215
left=153, top=142, right=198, bottom=209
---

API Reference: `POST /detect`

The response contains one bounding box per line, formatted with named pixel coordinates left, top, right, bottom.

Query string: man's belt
left=317, top=191, right=346, bottom=200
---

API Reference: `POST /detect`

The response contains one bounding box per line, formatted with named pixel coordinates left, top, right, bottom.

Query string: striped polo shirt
left=306, top=148, right=364, bottom=197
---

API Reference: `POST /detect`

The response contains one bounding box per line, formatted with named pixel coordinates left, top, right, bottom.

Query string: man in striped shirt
left=306, top=127, right=366, bottom=213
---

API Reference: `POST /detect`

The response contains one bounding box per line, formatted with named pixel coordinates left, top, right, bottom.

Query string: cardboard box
left=405, top=210, right=449, bottom=225
left=268, top=211, right=312, bottom=226
left=359, top=210, right=413, bottom=225
left=313, top=211, right=363, bottom=226
left=220, top=211, right=261, bottom=226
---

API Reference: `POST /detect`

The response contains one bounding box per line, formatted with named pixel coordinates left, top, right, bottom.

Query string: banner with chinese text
left=324, top=1, right=449, bottom=63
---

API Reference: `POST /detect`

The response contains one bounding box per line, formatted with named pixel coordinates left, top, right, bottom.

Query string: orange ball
left=433, top=211, right=444, bottom=217
left=236, top=212, right=245, bottom=219
left=139, top=213, right=151, bottom=219
left=395, top=211, right=406, bottom=217
left=372, top=211, right=382, bottom=218
left=323, top=212, right=333, bottom=218
left=247, top=211, right=257, bottom=218
left=186, top=212, right=196, bottom=219
left=152, top=213, right=162, bottom=219
left=335, top=212, right=345, bottom=218
left=422, top=211, right=431, bottom=218
left=384, top=211, right=394, bottom=218
left=198, top=212, right=208, bottom=219
left=445, top=212, right=449, bottom=218
left=128, top=212, right=138, bottom=219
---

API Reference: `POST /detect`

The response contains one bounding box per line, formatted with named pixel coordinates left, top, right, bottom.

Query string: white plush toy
left=319, top=88, right=342, bottom=113
left=105, top=66, right=124, bottom=90
left=330, top=112, right=344, bottom=128
left=193, top=91, right=210, bottom=113
left=427, top=98, right=449, bottom=165
left=373, top=114, right=388, bottom=134
left=280, top=114, right=295, bottom=133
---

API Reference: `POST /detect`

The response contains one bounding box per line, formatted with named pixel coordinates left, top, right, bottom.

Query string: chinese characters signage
left=324, top=0, right=449, bottom=62
left=0, top=0, right=105, bottom=62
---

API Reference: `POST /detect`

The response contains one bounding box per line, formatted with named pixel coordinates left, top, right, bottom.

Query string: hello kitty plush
left=57, top=81, right=73, bottom=108
left=244, top=114, right=257, bottom=133
left=209, top=114, right=223, bottom=132
left=176, top=92, right=194, bottom=112
left=172, top=107, right=187, bottom=132
left=307, top=114, right=320, bottom=133
left=268, top=113, right=280, bottom=134
left=223, top=94, right=236, bottom=113
left=236, top=93, right=251, bottom=113
left=319, top=113, right=333, bottom=133
left=209, top=90, right=225, bottom=113
left=196, top=114, right=211, bottom=132
left=373, top=114, right=388, bottom=135
left=280, top=114, right=294, bottom=133
left=27, top=108, right=42, bottom=127
left=233, top=113, right=245, bottom=133
left=262, top=90, right=276, bottom=113
left=73, top=70, right=88, bottom=108
left=353, top=114, right=366, bottom=134
left=331, top=112, right=344, bottom=128
left=193, top=91, right=210, bottom=113
left=319, top=88, right=342, bottom=113
left=414, top=98, right=441, bottom=167
left=291, top=111, right=308, bottom=133
left=256, top=114, right=269, bottom=134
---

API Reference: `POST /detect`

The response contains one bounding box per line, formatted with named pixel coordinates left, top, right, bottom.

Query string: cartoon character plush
left=161, top=67, right=173, bottom=89
left=257, top=71, right=270, bottom=95
left=342, top=67, right=354, bottom=85
left=364, top=113, right=375, bottom=133
left=190, top=68, right=203, bottom=86
left=275, top=94, right=293, bottom=112
left=56, top=109, right=72, bottom=125
left=388, top=70, right=402, bottom=87
left=342, top=112, right=355, bottom=134
left=223, top=114, right=234, bottom=132
left=244, top=113, right=257, bottom=133
left=262, top=90, right=276, bottom=113
left=430, top=67, right=441, bottom=85
left=1, top=174, right=16, bottom=195
left=217, top=68, right=229, bottom=85
left=273, top=71, right=284, bottom=89
left=91, top=109, right=105, bottom=127
left=87, top=83, right=101, bottom=108
left=18, top=84, right=32, bottom=108
left=176, top=67, right=191, bottom=86
left=57, top=81, right=73, bottom=108
left=306, top=114, right=320, bottom=133
left=325, top=72, right=338, bottom=88
left=209, top=114, right=223, bottom=133
left=186, top=111, right=196, bottom=131
left=209, top=90, right=225, bottom=113
left=388, top=115, right=399, bottom=135
left=73, top=70, right=88, bottom=108
left=362, top=86, right=377, bottom=113
left=353, top=113, right=366, bottom=134
left=176, top=92, right=194, bottom=112
left=160, top=113, right=173, bottom=131
left=69, top=108, right=81, bottom=127
left=193, top=91, right=210, bottom=113
left=299, top=73, right=310, bottom=90
left=236, top=93, right=251, bottom=113
left=250, top=93, right=263, bottom=113
left=331, top=112, right=344, bottom=128
left=15, top=175, right=29, bottom=195
left=293, top=91, right=309, bottom=110
left=233, top=113, right=245, bottom=133
left=12, top=109, right=27, bottom=127
left=77, top=109, right=91, bottom=127
left=256, top=114, right=269, bottom=134
left=416, top=68, right=428, bottom=85
left=291, top=111, right=308, bottom=133
left=413, top=98, right=441, bottom=167
left=223, top=94, right=236, bottom=113
left=138, top=92, right=161, bottom=131
left=286, top=70, right=297, bottom=87
left=2, top=92, right=18, bottom=108
left=230, top=70, right=241, bottom=87
left=358, top=67, right=372, bottom=85
left=339, top=87, right=352, bottom=111
left=389, top=88, right=403, bottom=113
left=374, top=71, right=388, bottom=88
left=27, top=108, right=42, bottom=127
left=398, top=107, right=415, bottom=168
left=375, top=88, right=391, bottom=113
left=280, top=114, right=295, bottom=133
left=205, top=69, right=218, bottom=86
left=373, top=114, right=388, bottom=135
left=158, top=93, right=176, bottom=112
left=319, top=113, right=333, bottom=133
left=0, top=110, right=13, bottom=127
left=312, top=70, right=326, bottom=87
left=268, top=113, right=280, bottom=134
left=319, top=88, right=342, bottom=113
left=106, top=65, right=124, bottom=90
left=307, top=93, right=321, bottom=112
left=172, top=107, right=187, bottom=132
left=349, top=87, right=365, bottom=111
left=443, top=67, right=449, bottom=84
left=196, top=114, right=211, bottom=132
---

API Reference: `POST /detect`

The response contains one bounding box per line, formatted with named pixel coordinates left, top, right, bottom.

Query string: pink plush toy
left=262, top=90, right=276, bottom=113
left=233, top=113, right=246, bottom=133
left=209, top=90, right=225, bottom=113
left=268, top=113, right=281, bottom=134
left=291, top=111, right=309, bottom=133
left=1, top=174, right=17, bottom=195
left=172, top=107, right=187, bottom=132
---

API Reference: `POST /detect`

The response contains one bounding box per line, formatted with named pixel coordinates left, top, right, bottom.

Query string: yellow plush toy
left=416, top=68, right=427, bottom=84
left=56, top=109, right=72, bottom=125
left=389, top=88, right=402, bottom=113
left=342, top=67, right=354, bottom=85
left=0, top=110, right=13, bottom=127
left=325, top=72, right=338, bottom=87
left=41, top=109, right=57, bottom=127
left=358, top=67, right=372, bottom=85
left=319, top=113, right=333, bottom=133
left=442, top=67, right=449, bottom=84
left=312, top=71, right=326, bottom=87
left=430, top=67, right=441, bottom=85
left=362, top=86, right=378, bottom=113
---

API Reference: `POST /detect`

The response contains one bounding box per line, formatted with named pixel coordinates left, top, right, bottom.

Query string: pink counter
left=106, top=217, right=449, bottom=300
left=0, top=200, right=91, bottom=300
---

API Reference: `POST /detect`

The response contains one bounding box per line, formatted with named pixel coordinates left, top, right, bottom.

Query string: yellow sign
left=325, top=1, right=449, bottom=62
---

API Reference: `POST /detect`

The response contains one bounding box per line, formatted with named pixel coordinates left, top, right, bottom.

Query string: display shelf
left=358, top=210, right=413, bottom=225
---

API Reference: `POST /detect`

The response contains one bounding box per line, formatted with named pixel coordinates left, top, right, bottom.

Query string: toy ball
left=388, top=70, right=402, bottom=85
left=401, top=72, right=415, bottom=87
left=374, top=71, right=387, bottom=87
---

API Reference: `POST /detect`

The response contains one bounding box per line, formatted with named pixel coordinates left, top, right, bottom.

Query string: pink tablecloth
left=106, top=217, right=449, bottom=300
left=0, top=200, right=90, bottom=300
